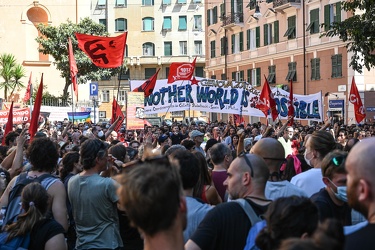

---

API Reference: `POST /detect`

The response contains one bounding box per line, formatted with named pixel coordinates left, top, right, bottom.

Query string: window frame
left=143, top=42, right=155, bottom=56
left=331, top=54, right=342, bottom=78
left=179, top=41, right=187, bottom=55
left=164, top=41, right=172, bottom=56
left=178, top=16, right=187, bottom=31
left=286, top=62, right=297, bottom=81
left=142, top=17, right=154, bottom=31
left=115, top=18, right=127, bottom=32
left=102, top=90, right=110, bottom=103
left=311, top=58, right=321, bottom=80
left=163, top=16, right=172, bottom=30
left=267, top=65, right=276, bottom=83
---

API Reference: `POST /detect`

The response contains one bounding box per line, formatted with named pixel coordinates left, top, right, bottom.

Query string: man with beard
left=345, top=138, right=375, bottom=250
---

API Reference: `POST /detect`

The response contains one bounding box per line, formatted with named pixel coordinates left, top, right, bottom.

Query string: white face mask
left=304, top=150, right=313, bottom=167
left=97, top=130, right=104, bottom=138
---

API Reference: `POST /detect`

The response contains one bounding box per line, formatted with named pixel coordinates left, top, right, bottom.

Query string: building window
left=193, top=15, right=202, bottom=30
left=98, top=0, right=106, bottom=8
left=177, top=0, right=187, bottom=4
left=143, top=42, right=155, bottom=56
left=274, top=20, right=279, bottom=43
left=311, top=58, right=321, bottom=80
left=324, top=3, right=341, bottom=31
left=247, top=68, right=261, bottom=86
left=231, top=32, right=244, bottom=54
left=221, top=37, right=227, bottom=55
left=99, top=19, right=107, bottom=31
left=284, top=15, right=296, bottom=39
left=264, top=23, right=273, bottom=46
left=286, top=62, right=297, bottom=81
left=118, top=69, right=130, bottom=80
left=102, top=90, right=110, bottom=102
left=178, top=16, right=187, bottom=31
left=267, top=65, right=276, bottom=83
left=171, top=111, right=184, bottom=117
left=232, top=71, right=244, bottom=81
left=115, top=18, right=127, bottom=32
left=118, top=90, right=126, bottom=102
left=142, top=0, right=154, bottom=6
left=166, top=67, right=170, bottom=78
left=331, top=54, right=342, bottom=78
left=143, top=17, right=154, bottom=31
left=306, top=8, right=319, bottom=34
left=164, top=42, right=172, bottom=56
left=162, top=0, right=171, bottom=5
left=210, top=40, right=216, bottom=58
left=194, top=41, right=202, bottom=55
left=179, top=41, right=187, bottom=55
left=221, top=73, right=227, bottom=80
left=246, top=27, right=259, bottom=50
left=195, top=67, right=204, bottom=77
left=163, top=16, right=172, bottom=30
left=211, top=75, right=216, bottom=79
left=145, top=68, right=156, bottom=79
left=207, top=6, right=218, bottom=26
left=116, top=0, right=126, bottom=7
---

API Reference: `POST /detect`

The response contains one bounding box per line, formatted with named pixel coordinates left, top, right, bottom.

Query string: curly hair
left=26, top=138, right=59, bottom=172
left=79, top=139, right=108, bottom=170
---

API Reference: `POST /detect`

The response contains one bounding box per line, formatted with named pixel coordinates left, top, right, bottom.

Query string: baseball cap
left=189, top=130, right=204, bottom=139
left=158, top=134, right=169, bottom=143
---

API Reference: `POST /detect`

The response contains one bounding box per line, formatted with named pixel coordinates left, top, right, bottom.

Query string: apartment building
left=205, top=0, right=374, bottom=124
left=91, top=0, right=206, bottom=122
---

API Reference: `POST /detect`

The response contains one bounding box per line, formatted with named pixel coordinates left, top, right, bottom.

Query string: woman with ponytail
left=3, top=182, right=66, bottom=250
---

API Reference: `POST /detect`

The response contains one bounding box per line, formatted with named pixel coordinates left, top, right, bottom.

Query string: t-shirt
left=310, top=188, right=352, bottom=226
left=184, top=197, right=212, bottom=243
left=211, top=170, right=227, bottom=201
left=68, top=174, right=123, bottom=249
left=345, top=223, right=375, bottom=250
left=278, top=137, right=293, bottom=157
left=265, top=180, right=308, bottom=200
left=29, top=218, right=65, bottom=250
left=170, top=132, right=183, bottom=145
left=290, top=168, right=325, bottom=197
left=190, top=199, right=269, bottom=250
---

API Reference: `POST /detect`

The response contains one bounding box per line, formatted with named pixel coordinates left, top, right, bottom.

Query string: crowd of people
left=0, top=115, right=373, bottom=249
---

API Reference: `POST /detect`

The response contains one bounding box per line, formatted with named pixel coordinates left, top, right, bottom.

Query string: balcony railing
left=222, top=12, right=244, bottom=26
left=273, top=0, right=301, bottom=8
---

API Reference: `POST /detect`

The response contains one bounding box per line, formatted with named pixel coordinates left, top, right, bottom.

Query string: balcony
left=273, top=0, right=301, bottom=12
left=222, top=12, right=244, bottom=28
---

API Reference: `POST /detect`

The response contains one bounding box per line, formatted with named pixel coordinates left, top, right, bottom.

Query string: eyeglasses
left=238, top=152, right=254, bottom=177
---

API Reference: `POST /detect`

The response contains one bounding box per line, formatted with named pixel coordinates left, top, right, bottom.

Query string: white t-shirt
left=278, top=137, right=293, bottom=157
left=290, top=168, right=324, bottom=197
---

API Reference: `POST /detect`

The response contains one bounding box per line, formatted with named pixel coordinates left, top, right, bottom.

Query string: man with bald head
left=345, top=138, right=375, bottom=250
left=185, top=154, right=271, bottom=250
left=251, top=138, right=307, bottom=200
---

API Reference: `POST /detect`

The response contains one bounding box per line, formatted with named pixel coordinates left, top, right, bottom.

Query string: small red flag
left=349, top=76, right=366, bottom=124
left=191, top=77, right=199, bottom=85
left=75, top=32, right=127, bottom=68
left=167, top=57, right=196, bottom=84
left=287, top=79, right=294, bottom=126
left=23, top=72, right=32, bottom=103
left=111, top=97, right=125, bottom=132
left=233, top=114, right=244, bottom=125
left=2, top=102, right=13, bottom=146
left=68, top=37, right=78, bottom=101
left=133, top=68, right=160, bottom=97
left=256, top=75, right=278, bottom=121
left=29, top=74, right=43, bottom=141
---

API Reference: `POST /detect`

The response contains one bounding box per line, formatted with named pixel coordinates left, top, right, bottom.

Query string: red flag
left=2, top=102, right=13, bottom=146
left=191, top=77, right=199, bottom=85
left=111, top=97, right=125, bottom=132
left=288, top=79, right=294, bottom=126
left=349, top=76, right=366, bottom=124
left=29, top=74, right=43, bottom=141
left=68, top=37, right=78, bottom=101
left=256, top=75, right=278, bottom=121
left=167, top=57, right=196, bottom=83
left=23, top=72, right=32, bottom=103
left=233, top=114, right=244, bottom=125
left=75, top=32, right=127, bottom=68
left=133, top=68, right=160, bottom=97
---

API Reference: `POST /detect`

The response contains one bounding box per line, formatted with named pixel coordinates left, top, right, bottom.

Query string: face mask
left=98, top=131, right=104, bottom=137
left=328, top=179, right=348, bottom=202
left=304, top=151, right=312, bottom=167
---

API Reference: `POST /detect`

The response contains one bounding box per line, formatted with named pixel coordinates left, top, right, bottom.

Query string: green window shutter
left=316, top=58, right=320, bottom=79
left=207, top=9, right=210, bottom=26
left=311, top=59, right=315, bottom=80
left=336, top=2, right=341, bottom=22
left=239, top=32, right=244, bottom=51
left=256, top=68, right=261, bottom=86
left=247, top=29, right=251, bottom=50
left=324, top=5, right=330, bottom=31
left=231, top=0, right=235, bottom=14
left=231, top=34, right=235, bottom=53
left=264, top=24, right=268, bottom=46
left=213, top=6, right=218, bottom=24
left=337, top=54, right=342, bottom=77
left=238, top=0, right=243, bottom=13
left=274, top=21, right=279, bottom=43
left=232, top=71, right=236, bottom=81
left=163, top=17, right=171, bottom=30
left=256, top=26, right=260, bottom=48
left=240, top=70, right=244, bottom=81
left=247, top=69, right=251, bottom=84
left=331, top=55, right=336, bottom=78
left=179, top=16, right=187, bottom=30
left=220, top=3, right=225, bottom=17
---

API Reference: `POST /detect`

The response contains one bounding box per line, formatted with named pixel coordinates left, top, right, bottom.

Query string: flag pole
left=70, top=81, right=75, bottom=124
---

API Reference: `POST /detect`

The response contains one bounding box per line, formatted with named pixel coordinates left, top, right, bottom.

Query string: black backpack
left=2, top=173, right=53, bottom=230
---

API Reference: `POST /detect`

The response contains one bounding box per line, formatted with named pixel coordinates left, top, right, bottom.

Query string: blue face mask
left=328, top=179, right=347, bottom=202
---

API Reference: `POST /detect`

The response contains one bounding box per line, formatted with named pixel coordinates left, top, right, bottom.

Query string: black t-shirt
left=190, top=199, right=269, bottom=250
left=310, top=188, right=352, bottom=226
left=345, top=223, right=375, bottom=250
left=29, top=219, right=65, bottom=250
left=170, top=132, right=183, bottom=145
left=118, top=209, right=144, bottom=250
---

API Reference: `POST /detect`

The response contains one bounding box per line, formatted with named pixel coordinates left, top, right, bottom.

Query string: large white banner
left=130, top=78, right=323, bottom=121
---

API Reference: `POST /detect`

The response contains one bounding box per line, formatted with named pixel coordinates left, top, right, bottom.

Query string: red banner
left=133, top=68, right=160, bottom=97
left=256, top=76, right=278, bottom=121
left=349, top=76, right=366, bottom=124
left=0, top=108, right=30, bottom=124
left=75, top=32, right=127, bottom=68
left=167, top=57, right=196, bottom=83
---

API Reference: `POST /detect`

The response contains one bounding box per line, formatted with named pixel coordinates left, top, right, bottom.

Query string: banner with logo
left=130, top=78, right=323, bottom=121
left=126, top=92, right=145, bottom=130
left=67, top=112, right=91, bottom=123
left=0, top=108, right=30, bottom=124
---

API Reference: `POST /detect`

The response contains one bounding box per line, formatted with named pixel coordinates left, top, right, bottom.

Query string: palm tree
left=0, top=54, right=26, bottom=101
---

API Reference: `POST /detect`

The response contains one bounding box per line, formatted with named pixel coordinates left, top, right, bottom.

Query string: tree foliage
left=36, top=18, right=123, bottom=98
left=323, top=1, right=375, bottom=73
left=0, top=54, right=26, bottom=100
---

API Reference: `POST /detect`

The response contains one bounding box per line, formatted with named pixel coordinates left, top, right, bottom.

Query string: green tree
left=323, top=1, right=375, bottom=73
left=0, top=54, right=26, bottom=100
left=36, top=18, right=123, bottom=98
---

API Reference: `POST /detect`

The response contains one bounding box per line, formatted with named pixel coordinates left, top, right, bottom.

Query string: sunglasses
left=238, top=152, right=254, bottom=177
left=331, top=156, right=346, bottom=166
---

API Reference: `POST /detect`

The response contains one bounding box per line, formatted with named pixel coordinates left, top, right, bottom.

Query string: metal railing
left=222, top=12, right=244, bottom=26
left=273, top=0, right=301, bottom=8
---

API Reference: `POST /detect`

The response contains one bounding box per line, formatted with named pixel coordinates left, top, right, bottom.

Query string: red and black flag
left=133, top=69, right=160, bottom=97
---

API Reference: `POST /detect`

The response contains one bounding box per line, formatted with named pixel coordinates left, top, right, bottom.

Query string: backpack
left=0, top=231, right=30, bottom=250
left=2, top=173, right=53, bottom=230
left=233, top=198, right=267, bottom=250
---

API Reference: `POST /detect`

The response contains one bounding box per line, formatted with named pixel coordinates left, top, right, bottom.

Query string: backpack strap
left=233, top=198, right=262, bottom=226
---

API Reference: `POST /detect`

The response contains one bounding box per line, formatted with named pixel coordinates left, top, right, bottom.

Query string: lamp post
left=302, top=0, right=307, bottom=95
